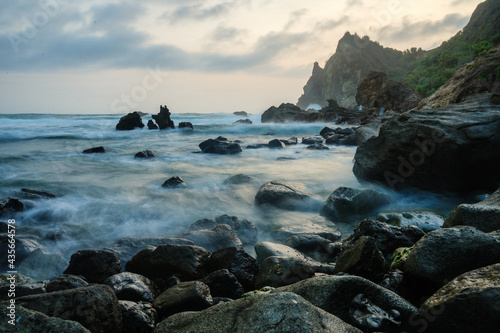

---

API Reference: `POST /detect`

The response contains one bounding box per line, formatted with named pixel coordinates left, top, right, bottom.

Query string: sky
left=0, top=0, right=483, bottom=114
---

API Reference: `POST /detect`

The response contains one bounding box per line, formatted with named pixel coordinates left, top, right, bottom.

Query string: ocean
left=0, top=112, right=462, bottom=274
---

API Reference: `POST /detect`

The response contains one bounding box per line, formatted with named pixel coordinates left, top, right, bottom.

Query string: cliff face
left=296, top=62, right=326, bottom=109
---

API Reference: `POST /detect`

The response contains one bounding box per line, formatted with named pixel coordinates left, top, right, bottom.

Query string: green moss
left=242, top=286, right=275, bottom=298
left=390, top=246, right=413, bottom=271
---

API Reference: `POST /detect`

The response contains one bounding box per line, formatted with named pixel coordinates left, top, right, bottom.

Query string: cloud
left=283, top=8, right=308, bottom=31
left=315, top=16, right=350, bottom=31
left=165, top=0, right=248, bottom=23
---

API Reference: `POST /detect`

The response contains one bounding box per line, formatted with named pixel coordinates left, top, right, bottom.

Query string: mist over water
left=0, top=113, right=462, bottom=274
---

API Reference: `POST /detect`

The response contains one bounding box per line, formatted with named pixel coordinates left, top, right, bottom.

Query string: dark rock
left=189, top=214, right=258, bottom=245
left=161, top=176, right=187, bottom=188
left=0, top=306, right=91, bottom=333
left=307, top=143, right=330, bottom=150
left=223, top=173, right=257, bottom=185
left=261, top=103, right=312, bottom=123
left=245, top=143, right=268, bottom=149
left=178, top=122, right=193, bottom=130
left=152, top=105, right=174, bottom=130
left=320, top=187, right=391, bottom=221
left=147, top=119, right=158, bottom=130
left=297, top=62, right=328, bottom=109
left=0, top=273, right=45, bottom=300
left=275, top=275, right=418, bottom=332
left=418, top=264, right=500, bottom=333
left=350, top=293, right=402, bottom=332
left=302, top=136, right=324, bottom=144
left=377, top=209, right=445, bottom=232
left=15, top=285, right=122, bottom=333
left=155, top=292, right=362, bottom=333
left=120, top=300, right=157, bottom=333
left=116, top=111, right=145, bottom=130
left=402, top=226, right=500, bottom=286
left=152, top=281, right=213, bottom=318
left=199, top=138, right=242, bottom=154
left=63, top=249, right=121, bottom=283
left=276, top=156, right=297, bottom=161
left=443, top=186, right=500, bottom=232
left=320, top=126, right=336, bottom=138
left=0, top=197, right=24, bottom=215
left=233, top=111, right=248, bottom=117
left=255, top=180, right=314, bottom=211
left=344, top=219, right=425, bottom=258
left=46, top=274, right=89, bottom=293
left=212, top=297, right=233, bottom=305
left=104, top=272, right=159, bottom=302
left=334, top=236, right=388, bottom=282
left=273, top=216, right=342, bottom=243
left=268, top=138, right=286, bottom=149
left=280, top=136, right=299, bottom=145
left=353, top=96, right=500, bottom=193
left=215, top=136, right=228, bottom=141
left=177, top=224, right=243, bottom=252
left=339, top=133, right=357, bottom=146
left=134, top=150, right=158, bottom=159
left=208, top=248, right=259, bottom=292
left=125, top=244, right=211, bottom=281
left=336, top=127, right=356, bottom=135
left=20, top=188, right=56, bottom=199
left=203, top=269, right=244, bottom=299
left=234, top=119, right=252, bottom=125
left=355, top=118, right=382, bottom=145
left=379, top=270, right=404, bottom=295
left=0, top=235, right=43, bottom=270
left=255, top=255, right=316, bottom=289
left=82, top=146, right=105, bottom=154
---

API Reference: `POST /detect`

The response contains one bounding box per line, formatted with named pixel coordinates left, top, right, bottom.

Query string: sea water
left=0, top=112, right=461, bottom=271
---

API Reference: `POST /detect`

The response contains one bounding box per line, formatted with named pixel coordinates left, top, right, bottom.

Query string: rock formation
left=152, top=105, right=175, bottom=130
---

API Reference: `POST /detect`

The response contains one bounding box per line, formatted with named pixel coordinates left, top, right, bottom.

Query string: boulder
left=178, top=122, right=193, bottom=130
left=334, top=236, right=388, bottom=282
left=320, top=126, right=336, bottom=138
left=443, top=187, right=500, bottom=232
left=16, top=248, right=67, bottom=280
left=255, top=180, right=314, bottom=211
left=0, top=273, right=45, bottom=300
left=377, top=209, right=445, bottom=232
left=280, top=136, right=298, bottom=145
left=0, top=197, right=24, bottom=215
left=177, top=224, right=243, bottom=252
left=203, top=269, right=244, bottom=299
left=234, top=119, right=252, bottom=125
left=402, top=226, right=500, bottom=286
left=261, top=103, right=319, bottom=123
left=64, top=249, right=121, bottom=284
left=116, top=111, right=145, bottom=130
left=154, top=292, right=362, bottom=333
left=46, top=274, right=89, bottom=293
left=418, top=264, right=500, bottom=333
left=15, top=285, right=122, bottom=333
left=307, top=143, right=330, bottom=150
left=119, top=300, right=157, bottom=333
left=302, top=136, right=324, bottom=144
left=20, top=188, right=57, bottom=199
left=189, top=214, right=258, bottom=245
left=104, top=272, right=159, bottom=302
left=245, top=143, right=268, bottom=149
left=208, top=247, right=259, bottom=291
left=233, top=111, right=248, bottom=117
left=255, top=255, right=316, bottom=289
left=82, top=146, right=105, bottom=153
left=152, top=281, right=213, bottom=318
left=199, top=138, right=242, bottom=154
left=273, top=216, right=342, bottom=243
left=0, top=306, right=91, bottom=333
left=268, top=138, right=286, bottom=149
left=223, top=173, right=257, bottom=185
left=285, top=234, right=336, bottom=262
left=125, top=244, right=211, bottom=281
left=147, top=119, right=158, bottom=130
left=134, top=150, right=158, bottom=159
left=161, top=176, right=187, bottom=188
left=353, top=96, right=500, bottom=193
left=275, top=275, right=418, bottom=332
left=354, top=118, right=382, bottom=145
left=151, top=105, right=174, bottom=129
left=320, top=187, right=391, bottom=222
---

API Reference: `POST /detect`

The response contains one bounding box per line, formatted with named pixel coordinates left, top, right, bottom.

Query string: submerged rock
left=134, top=150, right=158, bottom=159
left=234, top=119, right=252, bottom=125
left=255, top=180, right=314, bottom=211
left=0, top=235, right=43, bottom=270
left=223, top=173, right=257, bottom=185
left=82, top=146, right=105, bottom=154
left=20, top=188, right=57, bottom=199
left=116, top=111, right=145, bottom=130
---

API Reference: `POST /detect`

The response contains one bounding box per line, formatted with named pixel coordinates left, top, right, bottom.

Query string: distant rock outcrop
left=233, top=111, right=248, bottom=117
left=297, top=62, right=327, bottom=109
left=116, top=111, right=145, bottom=130
left=152, top=105, right=175, bottom=129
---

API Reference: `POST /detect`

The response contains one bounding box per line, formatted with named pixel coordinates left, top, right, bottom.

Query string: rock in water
left=234, top=119, right=252, bottom=125
left=116, top=111, right=145, bottom=130
left=161, top=176, right=187, bottom=188
left=353, top=96, right=500, bottom=193
left=178, top=122, right=194, bottom=130
left=152, top=105, right=175, bottom=129
left=177, top=224, right=244, bottom=252
left=190, top=214, right=258, bottom=245
left=82, top=146, right=105, bottom=154
left=199, top=138, right=242, bottom=154
left=147, top=119, right=158, bottom=130
left=134, top=150, right=157, bottom=159
left=255, top=180, right=314, bottom=211
left=233, top=111, right=248, bottom=117
left=377, top=209, right=445, bottom=232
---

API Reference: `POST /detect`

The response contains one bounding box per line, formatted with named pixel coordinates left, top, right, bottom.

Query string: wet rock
left=443, top=187, right=500, bottom=232
left=233, top=111, right=248, bottom=117
left=302, top=136, right=324, bottom=144
left=320, top=126, right=336, bottom=137
left=116, top=111, right=145, bottom=130
left=273, top=216, right=342, bottom=243
left=354, top=118, right=382, bottom=145
left=17, top=248, right=67, bottom=280
left=379, top=270, right=404, bottom=294
left=245, top=143, right=268, bottom=149
left=199, top=138, right=242, bottom=154
left=15, top=285, right=122, bottom=333
left=307, top=143, right=330, bottom=150
left=20, top=188, right=57, bottom=199
left=152, top=281, right=213, bottom=318
left=134, top=150, right=158, bottom=159
left=82, top=146, right=105, bottom=153
left=120, top=300, right=157, bottom=333
left=63, top=249, right=121, bottom=283
left=0, top=306, right=91, bottom=333
left=275, top=275, right=418, bottom=332
left=152, top=105, right=174, bottom=130
left=154, top=292, right=362, bottom=333
left=46, top=274, right=89, bottom=293
left=0, top=273, right=45, bottom=300
left=0, top=235, right=43, bottom=270
left=285, top=234, right=335, bottom=260
left=203, top=269, right=244, bottom=299
left=350, top=293, right=401, bottom=332
left=104, top=272, right=159, bottom=302
left=223, top=173, right=257, bottom=185
left=178, top=224, right=243, bottom=252
left=377, top=209, right=445, bottom=233
left=0, top=197, right=24, bottom=215
left=255, top=255, right=316, bottom=289
left=418, top=263, right=500, bottom=333
left=268, top=138, right=286, bottom=149
left=147, top=119, right=158, bottom=130
left=334, top=236, right=388, bottom=283
left=280, top=136, right=298, bottom=145
left=402, top=226, right=500, bottom=286
left=125, top=244, right=211, bottom=281
left=189, top=214, right=258, bottom=245
left=178, top=122, right=193, bottom=130
left=320, top=187, right=391, bottom=221
left=234, top=119, right=252, bottom=125
left=208, top=247, right=259, bottom=291
left=255, top=180, right=314, bottom=211
left=161, top=176, right=187, bottom=188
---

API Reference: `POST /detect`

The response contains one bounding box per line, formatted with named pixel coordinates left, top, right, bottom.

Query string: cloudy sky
left=0, top=0, right=481, bottom=114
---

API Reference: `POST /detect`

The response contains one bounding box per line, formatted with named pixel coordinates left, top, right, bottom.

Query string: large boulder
left=418, top=263, right=500, bottom=333
left=119, top=300, right=157, bottom=333
left=151, top=105, right=174, bottom=129
left=152, top=281, right=213, bottom=318
left=208, top=247, right=259, bottom=292
left=14, top=285, right=122, bottom=333
left=154, top=292, right=362, bottom=333
left=103, top=272, right=159, bottom=302
left=177, top=224, right=243, bottom=252
left=353, top=96, right=500, bottom=193
left=116, top=111, right=145, bottom=130
left=261, top=103, right=318, bottom=123
left=255, top=255, right=315, bottom=289
left=202, top=269, right=244, bottom=299
left=189, top=214, right=258, bottom=245
left=443, top=187, right=500, bottom=232
left=46, top=274, right=89, bottom=293
left=63, top=249, right=121, bottom=283
left=320, top=187, right=391, bottom=221
left=255, top=180, right=315, bottom=211
left=199, top=138, right=242, bottom=154
left=402, top=226, right=500, bottom=286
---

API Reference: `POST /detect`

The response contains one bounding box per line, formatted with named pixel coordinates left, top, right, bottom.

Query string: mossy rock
left=390, top=246, right=413, bottom=270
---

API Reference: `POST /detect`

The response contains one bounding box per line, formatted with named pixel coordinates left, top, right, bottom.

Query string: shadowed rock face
left=116, top=112, right=145, bottom=131
left=152, top=105, right=174, bottom=130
